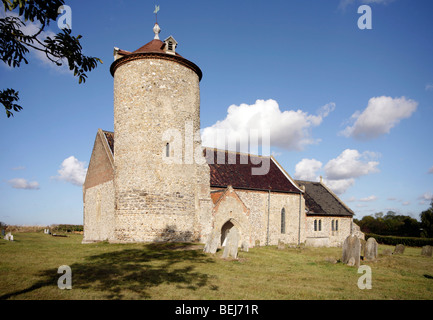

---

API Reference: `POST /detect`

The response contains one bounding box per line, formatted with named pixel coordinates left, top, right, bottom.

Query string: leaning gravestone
left=203, top=230, right=221, bottom=254
left=393, top=244, right=405, bottom=255
left=365, top=237, right=378, bottom=261
left=342, top=234, right=361, bottom=267
left=222, top=228, right=239, bottom=259
left=421, top=245, right=433, bottom=257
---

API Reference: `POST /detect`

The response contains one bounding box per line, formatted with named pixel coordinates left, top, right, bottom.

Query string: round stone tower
left=110, top=23, right=212, bottom=243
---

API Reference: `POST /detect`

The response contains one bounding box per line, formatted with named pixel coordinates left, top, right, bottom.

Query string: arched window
left=314, top=219, right=317, bottom=231
left=318, top=219, right=322, bottom=231
left=166, top=143, right=170, bottom=157
left=281, top=208, right=286, bottom=234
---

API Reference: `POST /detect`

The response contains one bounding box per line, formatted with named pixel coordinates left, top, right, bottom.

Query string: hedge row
left=51, top=224, right=83, bottom=232
left=365, top=233, right=433, bottom=247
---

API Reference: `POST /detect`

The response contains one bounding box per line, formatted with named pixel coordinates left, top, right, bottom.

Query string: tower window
left=166, top=143, right=170, bottom=157
left=281, top=208, right=286, bottom=234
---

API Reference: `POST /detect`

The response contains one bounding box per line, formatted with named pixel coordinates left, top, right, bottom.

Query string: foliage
left=355, top=210, right=421, bottom=237
left=420, top=200, right=433, bottom=238
left=0, top=221, right=7, bottom=229
left=365, top=233, right=433, bottom=247
left=50, top=224, right=83, bottom=233
left=0, top=0, right=102, bottom=118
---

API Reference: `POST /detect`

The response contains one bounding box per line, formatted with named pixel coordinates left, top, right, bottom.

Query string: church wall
left=215, top=189, right=306, bottom=247
left=305, top=215, right=352, bottom=247
left=82, top=180, right=115, bottom=243
left=112, top=57, right=212, bottom=243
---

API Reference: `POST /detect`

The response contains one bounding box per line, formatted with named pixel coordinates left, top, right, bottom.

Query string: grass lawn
left=0, top=232, right=433, bottom=300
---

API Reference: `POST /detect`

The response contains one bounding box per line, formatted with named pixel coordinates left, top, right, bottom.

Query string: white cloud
left=293, top=149, right=380, bottom=195
left=323, top=178, right=355, bottom=195
left=294, top=158, right=323, bottom=181
left=426, top=84, right=433, bottom=91
left=53, top=156, right=87, bottom=186
left=418, top=192, right=433, bottom=205
left=359, top=195, right=377, bottom=202
left=11, top=166, right=26, bottom=171
left=340, top=96, right=418, bottom=140
left=201, top=99, right=335, bottom=152
left=8, top=178, right=40, bottom=190
left=324, top=149, right=380, bottom=180
left=402, top=201, right=410, bottom=206
left=428, top=166, right=433, bottom=174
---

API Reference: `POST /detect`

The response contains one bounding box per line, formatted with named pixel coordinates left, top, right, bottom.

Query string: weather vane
left=154, top=5, right=160, bottom=23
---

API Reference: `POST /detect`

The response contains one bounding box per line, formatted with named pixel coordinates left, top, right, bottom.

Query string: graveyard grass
left=1, top=232, right=433, bottom=300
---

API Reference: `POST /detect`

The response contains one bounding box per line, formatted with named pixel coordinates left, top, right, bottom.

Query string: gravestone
left=277, top=240, right=285, bottom=250
left=241, top=241, right=249, bottom=252
left=360, top=239, right=366, bottom=257
left=4, top=232, right=13, bottom=241
left=393, top=244, right=405, bottom=255
left=203, top=230, right=220, bottom=254
left=342, top=234, right=361, bottom=267
left=364, top=237, right=378, bottom=261
left=421, top=245, right=433, bottom=257
left=222, top=228, right=239, bottom=259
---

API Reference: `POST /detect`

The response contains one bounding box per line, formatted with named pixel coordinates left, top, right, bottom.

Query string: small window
left=168, top=41, right=173, bottom=51
left=166, top=143, right=170, bottom=157
left=318, top=219, right=322, bottom=231
left=335, top=220, right=339, bottom=231
left=332, top=220, right=335, bottom=231
left=281, top=208, right=286, bottom=234
left=314, top=219, right=317, bottom=232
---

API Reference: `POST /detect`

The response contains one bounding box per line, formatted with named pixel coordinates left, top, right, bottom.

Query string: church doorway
left=221, top=220, right=240, bottom=246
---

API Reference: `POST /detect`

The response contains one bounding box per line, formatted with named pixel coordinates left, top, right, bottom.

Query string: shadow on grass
left=0, top=243, right=215, bottom=299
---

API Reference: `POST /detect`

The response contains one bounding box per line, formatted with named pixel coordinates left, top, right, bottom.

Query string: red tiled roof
left=131, top=39, right=183, bottom=57
left=204, top=148, right=302, bottom=193
left=210, top=190, right=225, bottom=204
left=110, top=39, right=202, bottom=80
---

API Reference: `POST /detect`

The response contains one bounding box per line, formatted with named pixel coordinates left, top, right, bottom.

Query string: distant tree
left=358, top=211, right=421, bottom=237
left=0, top=0, right=102, bottom=118
left=420, top=200, right=433, bottom=238
left=0, top=221, right=7, bottom=229
left=374, top=212, right=384, bottom=219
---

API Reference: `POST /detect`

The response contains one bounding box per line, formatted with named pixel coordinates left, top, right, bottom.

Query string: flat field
left=1, top=232, right=432, bottom=300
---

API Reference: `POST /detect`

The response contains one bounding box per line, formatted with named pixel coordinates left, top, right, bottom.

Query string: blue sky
left=1, top=0, right=432, bottom=226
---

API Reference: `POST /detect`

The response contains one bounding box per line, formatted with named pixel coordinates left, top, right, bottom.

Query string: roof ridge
left=204, top=146, right=271, bottom=158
